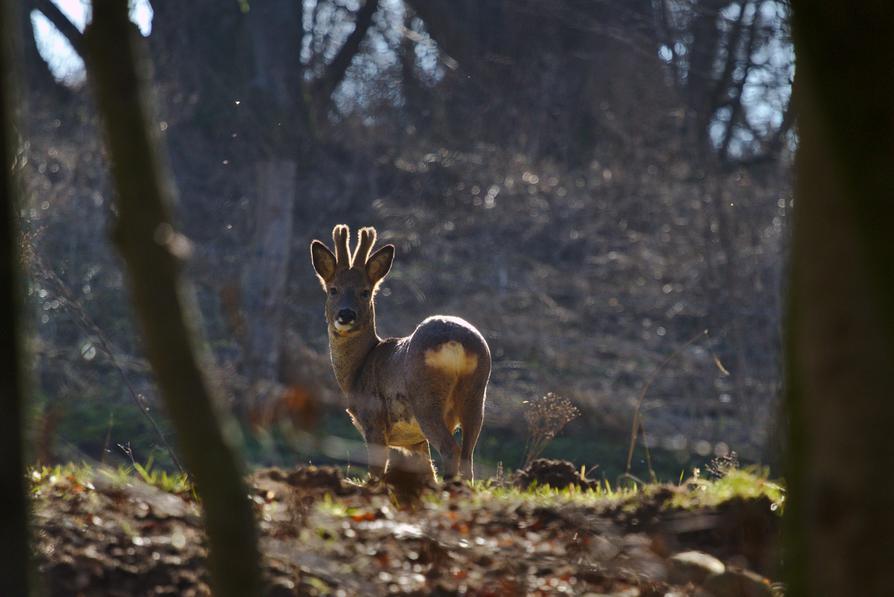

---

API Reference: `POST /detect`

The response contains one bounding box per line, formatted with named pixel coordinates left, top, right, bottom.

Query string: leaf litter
left=31, top=463, right=783, bottom=596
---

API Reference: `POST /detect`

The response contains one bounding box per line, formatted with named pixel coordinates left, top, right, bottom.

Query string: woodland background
left=19, top=0, right=794, bottom=479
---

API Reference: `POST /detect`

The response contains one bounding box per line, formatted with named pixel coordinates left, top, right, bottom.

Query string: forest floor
left=31, top=460, right=784, bottom=596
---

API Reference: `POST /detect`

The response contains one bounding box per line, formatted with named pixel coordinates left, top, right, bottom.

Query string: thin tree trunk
left=240, top=0, right=378, bottom=405
left=82, top=2, right=261, bottom=596
left=239, top=0, right=303, bottom=401
left=243, top=159, right=295, bottom=393
left=0, top=2, right=33, bottom=595
left=787, top=3, right=894, bottom=595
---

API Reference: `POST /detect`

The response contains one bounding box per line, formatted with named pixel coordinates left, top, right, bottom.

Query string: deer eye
left=361, top=289, right=371, bottom=298
left=329, top=287, right=338, bottom=296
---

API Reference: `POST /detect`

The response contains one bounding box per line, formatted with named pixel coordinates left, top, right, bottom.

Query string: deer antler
left=332, top=224, right=351, bottom=267
left=353, top=227, right=377, bottom=266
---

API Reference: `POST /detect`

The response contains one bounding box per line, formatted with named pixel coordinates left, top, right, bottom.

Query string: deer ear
left=310, top=240, right=337, bottom=285
left=366, top=244, right=394, bottom=286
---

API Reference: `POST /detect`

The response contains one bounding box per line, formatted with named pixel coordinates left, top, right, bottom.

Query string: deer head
left=310, top=224, right=394, bottom=337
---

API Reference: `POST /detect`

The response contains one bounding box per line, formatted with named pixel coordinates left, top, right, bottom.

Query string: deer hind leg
left=459, top=382, right=486, bottom=480
left=415, top=407, right=460, bottom=481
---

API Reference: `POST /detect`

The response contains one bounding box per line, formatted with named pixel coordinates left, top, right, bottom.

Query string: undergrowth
left=30, top=461, right=193, bottom=496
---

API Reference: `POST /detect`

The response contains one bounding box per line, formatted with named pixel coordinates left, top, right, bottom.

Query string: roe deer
left=309, top=225, right=491, bottom=481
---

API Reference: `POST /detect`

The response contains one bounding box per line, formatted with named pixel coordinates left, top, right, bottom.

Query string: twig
left=616, top=472, right=647, bottom=488
left=29, top=249, right=186, bottom=476
left=625, top=329, right=708, bottom=475
left=100, top=411, right=114, bottom=466
left=34, top=0, right=85, bottom=55
left=117, top=441, right=138, bottom=468
left=638, top=420, right=656, bottom=483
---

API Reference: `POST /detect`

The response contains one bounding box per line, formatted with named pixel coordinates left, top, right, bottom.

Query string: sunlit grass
left=465, top=479, right=637, bottom=507
left=668, top=467, right=785, bottom=512
left=29, top=460, right=193, bottom=496
left=29, top=462, right=95, bottom=492
left=29, top=461, right=784, bottom=517
left=130, top=455, right=193, bottom=494
left=460, top=467, right=783, bottom=513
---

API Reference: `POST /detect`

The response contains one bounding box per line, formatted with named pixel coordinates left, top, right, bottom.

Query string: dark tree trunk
left=82, top=2, right=261, bottom=595
left=787, top=3, right=894, bottom=595
left=0, top=1, right=33, bottom=595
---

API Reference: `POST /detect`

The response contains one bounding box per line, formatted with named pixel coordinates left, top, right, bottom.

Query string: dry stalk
left=625, top=329, right=708, bottom=478
left=522, top=392, right=580, bottom=467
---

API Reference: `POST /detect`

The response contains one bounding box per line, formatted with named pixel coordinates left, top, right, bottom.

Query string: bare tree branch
left=719, top=6, right=762, bottom=161
left=313, top=0, right=380, bottom=110
left=657, top=0, right=683, bottom=91
left=711, top=0, right=750, bottom=109
left=34, top=0, right=84, bottom=55
left=404, top=0, right=479, bottom=75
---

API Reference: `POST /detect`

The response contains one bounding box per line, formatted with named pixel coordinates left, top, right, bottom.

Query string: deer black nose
left=336, top=309, right=357, bottom=324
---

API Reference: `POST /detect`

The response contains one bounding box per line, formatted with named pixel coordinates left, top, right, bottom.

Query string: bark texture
left=788, top=3, right=894, bottom=595
left=243, top=159, right=296, bottom=388
left=0, top=1, right=33, bottom=594
left=83, top=1, right=261, bottom=595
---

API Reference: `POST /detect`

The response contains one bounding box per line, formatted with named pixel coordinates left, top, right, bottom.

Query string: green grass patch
left=29, top=460, right=193, bottom=497
left=668, top=467, right=785, bottom=512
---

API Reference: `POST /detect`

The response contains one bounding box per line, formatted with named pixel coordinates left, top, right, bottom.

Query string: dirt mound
left=254, top=465, right=364, bottom=497
left=608, top=489, right=781, bottom=577
left=514, top=458, right=598, bottom=490
left=655, top=496, right=781, bottom=576
left=284, top=465, right=356, bottom=494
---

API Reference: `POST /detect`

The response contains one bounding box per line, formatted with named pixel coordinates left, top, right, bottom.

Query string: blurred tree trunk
left=242, top=158, right=296, bottom=399
left=144, top=0, right=299, bottom=409
left=787, top=3, right=894, bottom=595
left=82, top=2, right=261, bottom=596
left=240, top=0, right=304, bottom=402
left=0, top=2, right=33, bottom=595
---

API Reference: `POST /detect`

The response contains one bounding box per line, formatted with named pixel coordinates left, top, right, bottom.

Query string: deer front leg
left=386, top=442, right=436, bottom=484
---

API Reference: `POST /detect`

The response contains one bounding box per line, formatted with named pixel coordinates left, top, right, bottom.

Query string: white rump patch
left=424, top=341, right=478, bottom=375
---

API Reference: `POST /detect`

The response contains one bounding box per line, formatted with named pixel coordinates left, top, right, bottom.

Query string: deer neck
left=328, top=324, right=379, bottom=394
